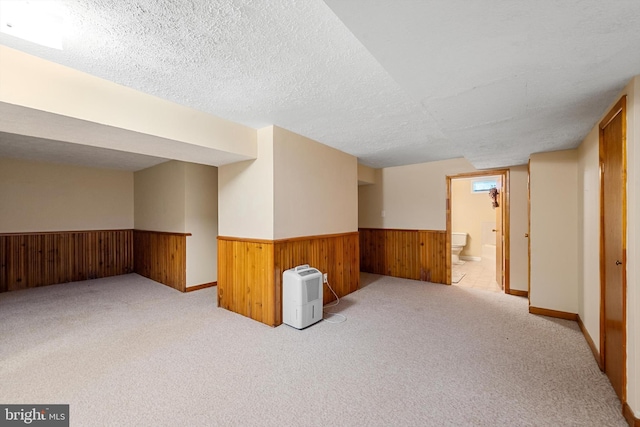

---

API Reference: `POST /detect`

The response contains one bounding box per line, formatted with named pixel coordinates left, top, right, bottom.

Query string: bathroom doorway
left=446, top=170, right=510, bottom=292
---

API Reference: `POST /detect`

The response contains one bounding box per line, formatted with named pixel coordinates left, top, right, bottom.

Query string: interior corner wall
left=134, top=161, right=186, bottom=232
left=218, top=126, right=274, bottom=240
left=577, top=125, right=601, bottom=345
left=185, top=163, right=218, bottom=287
left=509, top=165, right=529, bottom=292
left=358, top=157, right=477, bottom=230
left=0, top=157, right=133, bottom=232
left=451, top=178, right=497, bottom=258
left=529, top=149, right=579, bottom=314
left=358, top=163, right=376, bottom=185
left=273, top=126, right=357, bottom=239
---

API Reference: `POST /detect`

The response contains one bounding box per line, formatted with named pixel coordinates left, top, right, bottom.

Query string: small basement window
left=471, top=179, right=498, bottom=193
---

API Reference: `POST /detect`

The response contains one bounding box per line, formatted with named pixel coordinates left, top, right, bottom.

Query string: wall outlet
left=323, top=273, right=328, bottom=283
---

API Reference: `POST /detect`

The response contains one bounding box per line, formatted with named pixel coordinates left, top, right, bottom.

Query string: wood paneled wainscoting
left=133, top=230, right=189, bottom=292
left=218, top=232, right=360, bottom=327
left=0, top=230, right=133, bottom=292
left=359, top=228, right=449, bottom=285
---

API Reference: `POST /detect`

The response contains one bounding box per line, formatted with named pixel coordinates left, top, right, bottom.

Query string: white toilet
left=451, top=232, right=468, bottom=265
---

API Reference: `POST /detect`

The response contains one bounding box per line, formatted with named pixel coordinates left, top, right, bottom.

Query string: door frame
left=598, top=95, right=627, bottom=400
left=446, top=169, right=510, bottom=292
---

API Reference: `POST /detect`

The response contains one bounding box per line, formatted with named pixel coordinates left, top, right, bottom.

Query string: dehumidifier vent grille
left=306, top=278, right=320, bottom=302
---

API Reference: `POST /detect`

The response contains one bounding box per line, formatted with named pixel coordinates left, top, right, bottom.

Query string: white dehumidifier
left=282, top=264, right=323, bottom=329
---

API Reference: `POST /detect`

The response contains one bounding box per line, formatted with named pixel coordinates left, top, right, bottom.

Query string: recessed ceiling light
left=0, top=1, right=65, bottom=50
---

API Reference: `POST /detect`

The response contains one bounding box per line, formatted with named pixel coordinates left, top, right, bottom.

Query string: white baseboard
left=460, top=256, right=482, bottom=261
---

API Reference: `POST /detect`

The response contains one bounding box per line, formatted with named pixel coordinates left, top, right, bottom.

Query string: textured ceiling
left=0, top=0, right=639, bottom=170
left=0, top=131, right=167, bottom=171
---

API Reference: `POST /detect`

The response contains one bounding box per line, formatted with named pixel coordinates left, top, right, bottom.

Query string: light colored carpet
left=0, top=273, right=626, bottom=426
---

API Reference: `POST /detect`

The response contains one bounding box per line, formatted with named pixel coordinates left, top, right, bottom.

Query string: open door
left=446, top=170, right=509, bottom=292
left=495, top=182, right=504, bottom=289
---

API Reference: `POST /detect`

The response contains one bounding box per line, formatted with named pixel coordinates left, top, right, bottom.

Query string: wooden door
left=495, top=182, right=503, bottom=288
left=599, top=96, right=626, bottom=402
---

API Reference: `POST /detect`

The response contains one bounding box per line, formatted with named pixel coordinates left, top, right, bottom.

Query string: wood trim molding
left=0, top=228, right=133, bottom=236
left=275, top=231, right=359, bottom=243
left=186, top=282, right=217, bottom=292
left=527, top=160, right=531, bottom=306
left=577, top=315, right=602, bottom=370
left=448, top=169, right=510, bottom=180
left=217, top=235, right=274, bottom=244
left=508, top=289, right=528, bottom=297
left=529, top=306, right=578, bottom=321
left=623, top=403, right=640, bottom=427
left=503, top=170, right=511, bottom=294
left=134, top=229, right=192, bottom=237
left=218, top=231, right=360, bottom=245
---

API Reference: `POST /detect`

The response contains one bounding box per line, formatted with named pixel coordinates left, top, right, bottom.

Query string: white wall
left=529, top=149, right=578, bottom=313
left=185, top=163, right=218, bottom=287
left=358, top=158, right=477, bottom=230
left=509, top=165, right=529, bottom=292
left=451, top=177, right=497, bottom=258
left=218, top=127, right=274, bottom=239
left=273, top=126, right=357, bottom=239
left=134, top=161, right=186, bottom=233
left=0, top=157, right=133, bottom=232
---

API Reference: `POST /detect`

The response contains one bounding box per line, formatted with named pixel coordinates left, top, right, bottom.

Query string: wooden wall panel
left=359, top=228, right=449, bottom=285
left=218, top=238, right=276, bottom=325
left=274, top=232, right=360, bottom=310
left=419, top=230, right=448, bottom=284
left=133, top=230, right=188, bottom=292
left=218, top=232, right=359, bottom=327
left=0, top=230, right=133, bottom=292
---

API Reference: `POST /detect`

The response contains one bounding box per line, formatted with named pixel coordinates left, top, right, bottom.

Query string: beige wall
left=509, top=165, right=529, bottom=292
left=219, top=126, right=357, bottom=240
left=451, top=177, right=498, bottom=258
left=134, top=161, right=186, bottom=233
left=185, top=163, right=218, bottom=287
left=0, top=46, right=256, bottom=163
left=577, top=126, right=601, bottom=346
left=529, top=149, right=579, bottom=313
left=218, top=127, right=274, bottom=239
left=358, top=159, right=529, bottom=292
left=0, top=157, right=133, bottom=232
left=273, top=126, right=358, bottom=239
left=576, top=76, right=639, bottom=414
left=135, top=160, right=218, bottom=287
left=358, top=158, right=477, bottom=230
left=358, top=163, right=376, bottom=185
